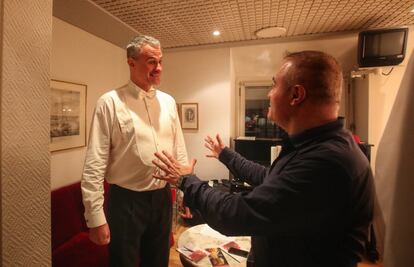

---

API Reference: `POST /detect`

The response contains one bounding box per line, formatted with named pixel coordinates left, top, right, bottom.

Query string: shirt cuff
left=85, top=210, right=107, bottom=228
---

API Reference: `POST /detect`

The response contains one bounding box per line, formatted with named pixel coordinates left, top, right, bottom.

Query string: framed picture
left=180, top=103, right=198, bottom=130
left=50, top=79, right=87, bottom=152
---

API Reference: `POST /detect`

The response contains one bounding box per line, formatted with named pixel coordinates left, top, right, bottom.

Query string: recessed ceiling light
left=213, top=30, right=220, bottom=36
left=255, top=26, right=287, bottom=38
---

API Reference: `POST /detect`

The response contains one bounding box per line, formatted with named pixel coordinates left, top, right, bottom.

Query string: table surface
left=177, top=224, right=251, bottom=267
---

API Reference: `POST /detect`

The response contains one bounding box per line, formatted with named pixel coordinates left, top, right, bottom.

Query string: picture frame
left=180, top=103, right=199, bottom=130
left=50, top=79, right=87, bottom=152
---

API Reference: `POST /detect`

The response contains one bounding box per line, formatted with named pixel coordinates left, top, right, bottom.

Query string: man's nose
left=155, top=62, right=162, bottom=72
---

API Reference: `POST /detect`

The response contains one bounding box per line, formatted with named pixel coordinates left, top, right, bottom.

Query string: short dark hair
left=284, top=51, right=342, bottom=104
left=126, top=35, right=161, bottom=59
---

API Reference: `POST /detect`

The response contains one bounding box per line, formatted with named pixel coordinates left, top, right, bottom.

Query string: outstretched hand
left=204, top=134, right=226, bottom=159
left=152, top=150, right=197, bottom=186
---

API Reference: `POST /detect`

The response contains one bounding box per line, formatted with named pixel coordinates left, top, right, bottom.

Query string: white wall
left=161, top=48, right=232, bottom=180
left=232, top=34, right=359, bottom=77
left=1, top=1, right=52, bottom=264
left=50, top=18, right=129, bottom=189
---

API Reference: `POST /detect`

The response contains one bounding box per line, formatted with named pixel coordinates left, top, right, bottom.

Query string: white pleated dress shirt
left=81, top=81, right=188, bottom=228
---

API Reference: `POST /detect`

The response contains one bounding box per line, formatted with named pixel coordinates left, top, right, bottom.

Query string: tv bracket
left=350, top=68, right=380, bottom=79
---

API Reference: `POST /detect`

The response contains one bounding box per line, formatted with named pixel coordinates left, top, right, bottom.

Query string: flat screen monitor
left=358, top=27, right=408, bottom=67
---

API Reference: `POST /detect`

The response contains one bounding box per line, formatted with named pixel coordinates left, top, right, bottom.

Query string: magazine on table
left=176, top=242, right=209, bottom=263
left=205, top=247, right=229, bottom=267
left=219, top=240, right=250, bottom=263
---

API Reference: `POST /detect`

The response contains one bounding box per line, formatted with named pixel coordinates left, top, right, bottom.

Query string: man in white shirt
left=81, top=35, right=188, bottom=267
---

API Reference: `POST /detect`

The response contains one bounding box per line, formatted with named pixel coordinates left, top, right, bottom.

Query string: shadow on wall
left=374, top=49, right=414, bottom=267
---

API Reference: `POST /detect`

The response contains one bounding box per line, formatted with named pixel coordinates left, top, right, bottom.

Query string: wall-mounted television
left=358, top=27, right=408, bottom=68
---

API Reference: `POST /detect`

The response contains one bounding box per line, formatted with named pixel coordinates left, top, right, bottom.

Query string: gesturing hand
left=204, top=134, right=226, bottom=159
left=152, top=150, right=197, bottom=186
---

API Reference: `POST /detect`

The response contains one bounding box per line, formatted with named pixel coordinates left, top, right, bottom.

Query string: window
left=238, top=83, right=286, bottom=139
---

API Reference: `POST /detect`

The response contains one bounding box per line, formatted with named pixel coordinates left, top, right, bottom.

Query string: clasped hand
left=152, top=134, right=225, bottom=185
left=152, top=151, right=196, bottom=185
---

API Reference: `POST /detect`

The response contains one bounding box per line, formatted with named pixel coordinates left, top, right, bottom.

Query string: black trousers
left=108, top=184, right=172, bottom=267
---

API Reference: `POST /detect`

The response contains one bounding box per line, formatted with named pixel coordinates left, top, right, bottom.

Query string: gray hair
left=126, top=35, right=161, bottom=59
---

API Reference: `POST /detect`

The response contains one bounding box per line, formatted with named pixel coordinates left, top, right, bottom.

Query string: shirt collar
left=289, top=117, right=345, bottom=148
left=128, top=80, right=157, bottom=100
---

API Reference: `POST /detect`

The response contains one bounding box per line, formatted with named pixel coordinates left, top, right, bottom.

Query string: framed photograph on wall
left=50, top=79, right=87, bottom=152
left=180, top=103, right=198, bottom=130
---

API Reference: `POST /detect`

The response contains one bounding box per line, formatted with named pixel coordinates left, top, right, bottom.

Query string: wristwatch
left=177, top=175, right=189, bottom=190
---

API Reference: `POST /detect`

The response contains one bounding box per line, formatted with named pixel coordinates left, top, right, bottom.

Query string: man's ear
left=127, top=58, right=135, bottom=68
left=290, top=85, right=306, bottom=106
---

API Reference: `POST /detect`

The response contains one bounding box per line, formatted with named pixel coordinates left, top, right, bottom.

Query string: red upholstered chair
left=51, top=182, right=109, bottom=267
left=51, top=182, right=174, bottom=267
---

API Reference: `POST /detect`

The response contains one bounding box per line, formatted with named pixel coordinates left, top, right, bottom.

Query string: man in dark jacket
left=153, top=51, right=375, bottom=267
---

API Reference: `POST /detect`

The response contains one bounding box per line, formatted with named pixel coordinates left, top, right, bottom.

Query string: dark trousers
left=108, top=184, right=172, bottom=267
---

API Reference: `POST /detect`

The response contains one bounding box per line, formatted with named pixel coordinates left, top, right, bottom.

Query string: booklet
left=221, top=241, right=241, bottom=251
left=220, top=240, right=249, bottom=262
left=205, top=247, right=229, bottom=267
left=176, top=247, right=209, bottom=263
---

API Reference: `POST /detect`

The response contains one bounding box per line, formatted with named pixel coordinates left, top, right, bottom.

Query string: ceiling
left=54, top=0, right=414, bottom=49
